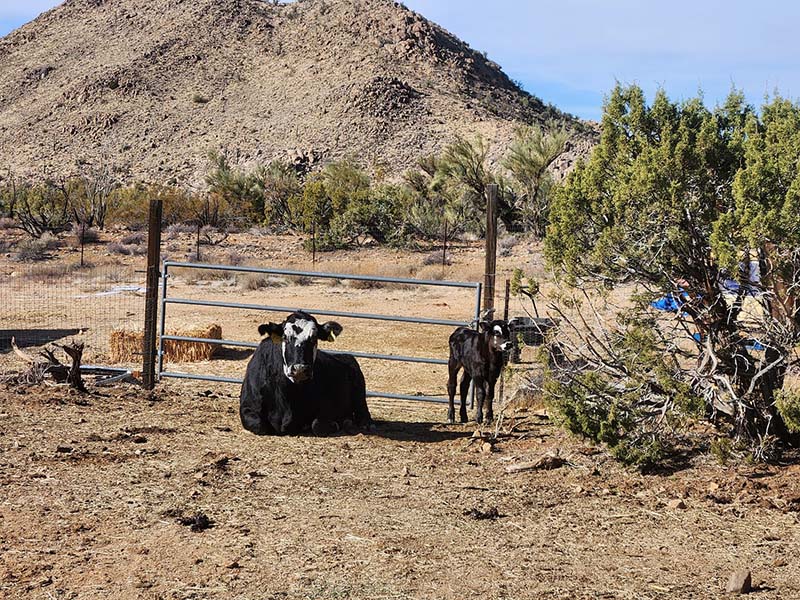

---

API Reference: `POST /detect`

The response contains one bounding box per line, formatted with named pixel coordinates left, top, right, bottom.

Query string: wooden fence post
left=142, top=198, right=163, bottom=390
left=483, top=184, right=498, bottom=313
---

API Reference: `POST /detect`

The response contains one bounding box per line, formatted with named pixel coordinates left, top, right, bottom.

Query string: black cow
left=239, top=311, right=372, bottom=436
left=447, top=319, right=512, bottom=424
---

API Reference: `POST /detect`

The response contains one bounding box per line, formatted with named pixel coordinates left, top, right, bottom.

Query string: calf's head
left=259, top=311, right=343, bottom=383
left=480, top=319, right=512, bottom=353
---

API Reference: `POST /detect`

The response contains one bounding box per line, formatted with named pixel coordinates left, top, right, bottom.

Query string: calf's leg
left=485, top=379, right=496, bottom=423
left=473, top=376, right=486, bottom=424
left=447, top=359, right=460, bottom=423
left=459, top=373, right=471, bottom=423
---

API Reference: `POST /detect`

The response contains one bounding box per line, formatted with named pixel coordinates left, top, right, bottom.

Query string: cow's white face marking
left=281, top=317, right=319, bottom=382
left=493, top=325, right=503, bottom=336
left=284, top=318, right=317, bottom=346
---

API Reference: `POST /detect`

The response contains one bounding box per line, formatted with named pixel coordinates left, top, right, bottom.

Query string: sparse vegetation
left=71, top=223, right=100, bottom=245
left=11, top=232, right=61, bottom=262
left=108, top=242, right=146, bottom=256
left=237, top=273, right=288, bottom=291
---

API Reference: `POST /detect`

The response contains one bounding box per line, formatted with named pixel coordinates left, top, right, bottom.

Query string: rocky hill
left=0, top=0, right=594, bottom=185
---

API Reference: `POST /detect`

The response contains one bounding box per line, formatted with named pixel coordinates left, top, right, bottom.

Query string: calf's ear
left=258, top=323, right=284, bottom=344
left=319, top=321, right=343, bottom=342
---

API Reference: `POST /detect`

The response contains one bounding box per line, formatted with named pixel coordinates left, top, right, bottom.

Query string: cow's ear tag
left=270, top=333, right=283, bottom=344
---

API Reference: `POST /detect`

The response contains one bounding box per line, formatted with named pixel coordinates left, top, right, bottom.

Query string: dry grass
left=18, top=261, right=86, bottom=281
left=179, top=267, right=235, bottom=284
left=237, top=273, right=288, bottom=291
left=110, top=324, right=222, bottom=363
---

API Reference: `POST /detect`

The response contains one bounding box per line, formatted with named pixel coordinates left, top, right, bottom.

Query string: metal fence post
left=142, top=198, right=163, bottom=390
left=157, top=261, right=169, bottom=379
left=503, top=278, right=511, bottom=321
left=484, top=184, right=498, bottom=313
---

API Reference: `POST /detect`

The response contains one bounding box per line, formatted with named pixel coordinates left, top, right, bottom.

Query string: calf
left=239, top=311, right=372, bottom=436
left=447, top=319, right=512, bottom=424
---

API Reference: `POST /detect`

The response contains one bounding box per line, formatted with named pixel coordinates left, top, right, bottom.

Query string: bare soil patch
left=1, top=382, right=799, bottom=599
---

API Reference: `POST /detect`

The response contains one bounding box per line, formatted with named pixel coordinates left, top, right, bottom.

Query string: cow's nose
left=289, top=364, right=313, bottom=380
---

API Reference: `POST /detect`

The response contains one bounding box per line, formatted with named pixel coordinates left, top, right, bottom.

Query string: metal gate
left=157, top=261, right=482, bottom=403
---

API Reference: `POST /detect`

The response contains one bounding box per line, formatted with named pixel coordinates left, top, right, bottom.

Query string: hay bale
left=110, top=324, right=222, bottom=363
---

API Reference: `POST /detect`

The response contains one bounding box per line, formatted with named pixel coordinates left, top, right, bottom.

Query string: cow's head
left=479, top=319, right=512, bottom=353
left=258, top=311, right=343, bottom=383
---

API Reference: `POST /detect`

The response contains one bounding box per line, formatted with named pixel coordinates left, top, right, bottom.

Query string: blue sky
left=2, top=0, right=797, bottom=120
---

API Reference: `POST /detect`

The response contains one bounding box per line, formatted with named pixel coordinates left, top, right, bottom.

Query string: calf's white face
left=489, top=321, right=512, bottom=353
left=259, top=312, right=343, bottom=383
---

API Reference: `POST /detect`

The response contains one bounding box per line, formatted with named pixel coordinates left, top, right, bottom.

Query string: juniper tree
left=544, top=84, right=800, bottom=461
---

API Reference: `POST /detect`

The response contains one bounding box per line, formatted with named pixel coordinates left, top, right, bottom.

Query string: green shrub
left=710, top=437, right=733, bottom=465
left=776, top=390, right=800, bottom=433
left=542, top=317, right=701, bottom=468
left=291, top=161, right=408, bottom=251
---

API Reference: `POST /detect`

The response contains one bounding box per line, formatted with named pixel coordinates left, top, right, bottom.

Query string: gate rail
left=158, top=261, right=482, bottom=403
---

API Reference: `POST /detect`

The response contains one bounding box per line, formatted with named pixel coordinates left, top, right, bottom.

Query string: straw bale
left=110, top=324, right=222, bottom=363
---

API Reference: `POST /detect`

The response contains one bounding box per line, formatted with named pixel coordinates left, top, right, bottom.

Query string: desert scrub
left=12, top=232, right=60, bottom=262
left=237, top=273, right=287, bottom=291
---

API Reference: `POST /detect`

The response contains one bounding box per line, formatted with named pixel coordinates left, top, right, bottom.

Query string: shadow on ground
left=372, top=420, right=473, bottom=443
left=0, top=329, right=83, bottom=353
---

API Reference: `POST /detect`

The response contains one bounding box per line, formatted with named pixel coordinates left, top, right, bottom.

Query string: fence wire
left=0, top=262, right=145, bottom=366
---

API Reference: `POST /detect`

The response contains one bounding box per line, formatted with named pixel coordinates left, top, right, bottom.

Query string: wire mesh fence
left=0, top=261, right=145, bottom=367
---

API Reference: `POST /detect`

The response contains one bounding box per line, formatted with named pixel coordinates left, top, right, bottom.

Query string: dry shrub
left=165, top=223, right=196, bottom=238
left=498, top=235, right=518, bottom=257
left=422, top=250, right=451, bottom=266
left=0, top=217, right=17, bottom=230
left=108, top=242, right=146, bottom=256
left=225, top=251, right=246, bottom=266
left=12, top=232, right=61, bottom=262
left=180, top=267, right=232, bottom=284
left=120, top=232, right=146, bottom=245
left=248, top=226, right=272, bottom=237
left=416, top=264, right=447, bottom=281
left=110, top=324, right=222, bottom=363
left=94, top=265, right=135, bottom=283
left=21, top=261, right=84, bottom=281
left=288, top=275, right=314, bottom=286
left=72, top=224, right=100, bottom=245
left=237, top=273, right=288, bottom=291
left=346, top=278, right=385, bottom=290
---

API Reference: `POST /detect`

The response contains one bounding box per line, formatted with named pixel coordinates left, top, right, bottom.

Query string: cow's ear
left=319, top=321, right=343, bottom=342
left=477, top=321, right=489, bottom=333
left=258, top=323, right=284, bottom=344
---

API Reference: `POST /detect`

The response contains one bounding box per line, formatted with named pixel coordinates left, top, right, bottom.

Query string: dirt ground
left=2, top=231, right=800, bottom=599
left=1, top=381, right=799, bottom=600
